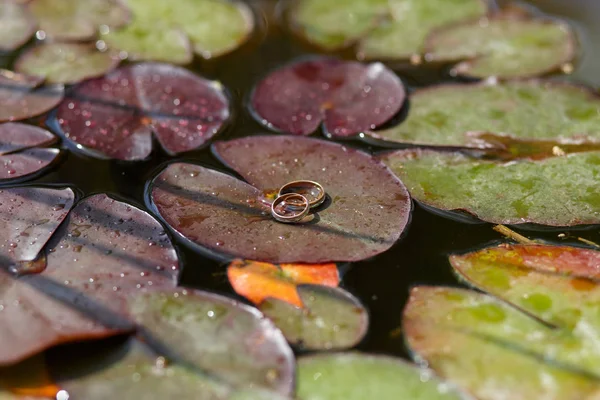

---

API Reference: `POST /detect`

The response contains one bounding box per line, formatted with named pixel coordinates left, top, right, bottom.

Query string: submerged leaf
left=0, top=71, right=64, bottom=122
left=55, top=63, right=229, bottom=160
left=250, top=58, right=405, bottom=137
left=380, top=149, right=600, bottom=226
left=425, top=14, right=576, bottom=79
left=260, top=284, right=368, bottom=350
left=0, top=1, right=36, bottom=52
left=149, top=135, right=411, bottom=263
left=227, top=259, right=339, bottom=306
left=15, top=43, right=120, bottom=85
left=297, top=353, right=465, bottom=400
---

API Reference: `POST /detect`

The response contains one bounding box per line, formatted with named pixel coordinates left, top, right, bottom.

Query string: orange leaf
left=227, top=259, right=339, bottom=307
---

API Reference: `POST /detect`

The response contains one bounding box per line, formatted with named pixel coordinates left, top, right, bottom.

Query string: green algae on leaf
left=0, top=1, right=36, bottom=52
left=297, top=353, right=465, bottom=400
left=380, top=149, right=600, bottom=226
left=103, top=0, right=254, bottom=63
left=425, top=14, right=576, bottom=79
left=260, top=284, right=368, bottom=351
left=369, top=81, right=600, bottom=148
left=15, top=43, right=120, bottom=85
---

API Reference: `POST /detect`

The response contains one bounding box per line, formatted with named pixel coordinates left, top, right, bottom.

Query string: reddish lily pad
left=0, top=71, right=64, bottom=123
left=27, top=0, right=130, bottom=41
left=0, top=1, right=36, bottom=52
left=15, top=43, right=120, bottom=85
left=250, top=58, right=406, bottom=137
left=55, top=63, right=230, bottom=160
left=260, top=284, right=369, bottom=351
left=227, top=259, right=339, bottom=306
left=149, top=135, right=411, bottom=263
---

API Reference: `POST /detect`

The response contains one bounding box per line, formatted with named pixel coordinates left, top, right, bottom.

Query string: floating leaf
left=249, top=58, right=405, bottom=137
left=103, top=0, right=253, bottom=63
left=149, top=135, right=411, bottom=263
left=0, top=71, right=64, bottom=122
left=425, top=14, right=576, bottom=79
left=27, top=0, right=130, bottom=41
left=0, top=1, right=36, bottom=52
left=369, top=81, right=600, bottom=148
left=260, top=284, right=368, bottom=350
left=227, top=259, right=339, bottom=306
left=380, top=149, right=600, bottom=226
left=15, top=43, right=120, bottom=85
left=55, top=63, right=229, bottom=160
left=297, top=353, right=465, bottom=400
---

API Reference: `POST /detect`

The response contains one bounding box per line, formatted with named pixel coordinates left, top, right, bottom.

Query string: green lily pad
left=27, top=0, right=130, bottom=41
left=425, top=14, right=576, bottom=79
left=0, top=1, right=36, bottom=52
left=15, top=43, right=120, bottom=84
left=297, top=353, right=465, bottom=400
left=259, top=284, right=368, bottom=351
left=103, top=0, right=254, bottom=63
left=369, top=81, right=600, bottom=148
left=380, top=149, right=600, bottom=226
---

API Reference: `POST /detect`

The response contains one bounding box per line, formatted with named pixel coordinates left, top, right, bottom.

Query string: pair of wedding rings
left=270, top=180, right=325, bottom=224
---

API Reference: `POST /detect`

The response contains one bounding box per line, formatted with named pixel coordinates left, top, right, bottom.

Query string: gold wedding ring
left=271, top=193, right=310, bottom=224
left=278, top=180, right=325, bottom=209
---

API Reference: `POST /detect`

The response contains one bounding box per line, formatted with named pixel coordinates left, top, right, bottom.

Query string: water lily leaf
left=424, top=14, right=576, bottom=79
left=369, top=81, right=600, bottom=148
left=227, top=259, right=339, bottom=306
left=0, top=193, right=180, bottom=366
left=0, top=71, right=64, bottom=123
left=404, top=286, right=600, bottom=400
left=27, top=0, right=130, bottom=41
left=149, top=135, right=411, bottom=263
left=0, top=1, right=36, bottom=52
left=380, top=149, right=600, bottom=226
left=15, top=43, right=120, bottom=85
left=55, top=63, right=229, bottom=160
left=126, top=289, right=295, bottom=395
left=297, top=352, right=465, bottom=400
left=103, top=0, right=253, bottom=62
left=260, top=284, right=368, bottom=350
left=249, top=58, right=405, bottom=137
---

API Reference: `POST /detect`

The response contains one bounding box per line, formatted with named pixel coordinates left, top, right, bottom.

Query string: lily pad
left=15, top=43, right=120, bottom=85
left=249, top=58, right=405, bottom=137
left=0, top=1, right=36, bottom=52
left=297, top=353, right=465, bottom=400
left=27, top=0, right=130, bottom=41
left=260, top=284, right=368, bottom=351
left=369, top=81, right=600, bottom=148
left=103, top=0, right=254, bottom=63
left=0, top=70, right=64, bottom=122
left=227, top=259, right=339, bottom=306
left=380, top=149, right=600, bottom=226
left=424, top=14, right=576, bottom=79
left=55, top=63, right=230, bottom=160
left=148, top=135, right=411, bottom=263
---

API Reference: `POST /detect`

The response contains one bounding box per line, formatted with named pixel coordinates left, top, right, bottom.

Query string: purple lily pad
left=0, top=70, right=64, bottom=122
left=148, top=135, right=411, bottom=263
left=249, top=58, right=406, bottom=137
left=55, top=63, right=230, bottom=161
left=0, top=192, right=180, bottom=366
left=0, top=1, right=36, bottom=52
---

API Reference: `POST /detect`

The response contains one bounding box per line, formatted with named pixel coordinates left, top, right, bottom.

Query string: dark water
left=13, top=0, right=600, bottom=362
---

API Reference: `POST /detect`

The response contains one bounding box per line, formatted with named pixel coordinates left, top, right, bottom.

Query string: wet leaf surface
left=15, top=43, right=120, bottom=85
left=297, top=352, right=465, bottom=400
left=55, top=63, right=229, bottom=160
left=380, top=149, right=600, bottom=226
left=260, top=284, right=368, bottom=351
left=103, top=0, right=253, bottom=62
left=370, top=81, right=600, bottom=148
left=249, top=58, right=405, bottom=137
left=227, top=259, right=339, bottom=306
left=0, top=1, right=36, bottom=52
left=27, top=0, right=130, bottom=41
left=0, top=71, right=64, bottom=123
left=149, top=136, right=411, bottom=263
left=425, top=13, right=576, bottom=79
